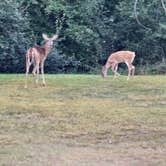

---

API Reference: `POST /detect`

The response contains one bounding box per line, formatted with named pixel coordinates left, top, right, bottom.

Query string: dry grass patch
left=0, top=74, right=166, bottom=165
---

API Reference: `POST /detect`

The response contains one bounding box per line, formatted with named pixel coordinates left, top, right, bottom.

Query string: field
left=0, top=74, right=166, bottom=166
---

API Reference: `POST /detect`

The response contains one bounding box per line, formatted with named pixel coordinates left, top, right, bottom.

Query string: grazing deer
left=101, top=51, right=136, bottom=80
left=25, top=34, right=58, bottom=88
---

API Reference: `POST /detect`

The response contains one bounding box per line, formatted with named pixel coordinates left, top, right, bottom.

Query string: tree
left=111, top=0, right=166, bottom=73
left=0, top=0, right=30, bottom=73
left=0, top=0, right=165, bottom=74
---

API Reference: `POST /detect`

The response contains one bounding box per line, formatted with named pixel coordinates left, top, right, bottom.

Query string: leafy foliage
left=0, top=0, right=30, bottom=72
left=0, top=0, right=166, bottom=74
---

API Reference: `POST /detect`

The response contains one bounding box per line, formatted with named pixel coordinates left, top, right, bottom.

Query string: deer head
left=42, top=34, right=58, bottom=47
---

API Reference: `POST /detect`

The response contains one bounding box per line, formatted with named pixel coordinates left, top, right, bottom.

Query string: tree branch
left=161, top=0, right=166, bottom=15
left=134, top=0, right=150, bottom=30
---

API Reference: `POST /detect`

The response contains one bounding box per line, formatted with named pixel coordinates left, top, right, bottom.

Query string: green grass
left=0, top=74, right=166, bottom=165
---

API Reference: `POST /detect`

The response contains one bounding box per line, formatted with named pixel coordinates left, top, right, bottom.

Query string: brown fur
left=25, top=34, right=58, bottom=88
left=102, top=51, right=136, bottom=80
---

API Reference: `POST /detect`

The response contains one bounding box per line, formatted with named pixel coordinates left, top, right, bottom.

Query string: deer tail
left=26, top=48, right=34, bottom=66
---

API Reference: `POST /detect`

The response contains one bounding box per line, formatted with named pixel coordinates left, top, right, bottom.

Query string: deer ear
left=42, top=34, right=50, bottom=40
left=51, top=34, right=58, bottom=40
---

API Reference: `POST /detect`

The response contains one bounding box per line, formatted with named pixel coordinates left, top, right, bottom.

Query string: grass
left=0, top=74, right=166, bottom=166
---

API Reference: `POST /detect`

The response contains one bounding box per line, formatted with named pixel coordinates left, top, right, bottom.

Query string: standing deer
left=25, top=34, right=58, bottom=88
left=101, top=51, right=136, bottom=80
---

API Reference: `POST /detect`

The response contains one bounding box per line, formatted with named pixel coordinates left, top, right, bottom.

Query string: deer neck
left=43, top=44, right=52, bottom=56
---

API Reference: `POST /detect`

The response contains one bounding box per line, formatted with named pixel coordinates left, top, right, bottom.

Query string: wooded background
left=0, top=0, right=166, bottom=74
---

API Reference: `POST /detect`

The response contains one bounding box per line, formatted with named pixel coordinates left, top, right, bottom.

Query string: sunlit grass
left=0, top=74, right=166, bottom=165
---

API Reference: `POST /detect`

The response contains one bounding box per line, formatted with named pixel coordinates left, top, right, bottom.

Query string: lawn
left=0, top=74, right=166, bottom=166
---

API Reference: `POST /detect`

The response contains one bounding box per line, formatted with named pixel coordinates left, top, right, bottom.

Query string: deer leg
left=125, top=62, right=132, bottom=80
left=125, top=62, right=131, bottom=80
left=41, top=61, right=46, bottom=86
left=25, top=56, right=31, bottom=88
left=114, top=63, right=120, bottom=77
left=36, top=63, right=40, bottom=86
left=111, top=63, right=117, bottom=79
left=32, top=63, right=39, bottom=87
left=131, top=65, right=135, bottom=77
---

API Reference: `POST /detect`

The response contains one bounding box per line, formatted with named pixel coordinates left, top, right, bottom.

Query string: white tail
left=25, top=34, right=58, bottom=88
left=101, top=51, right=136, bottom=80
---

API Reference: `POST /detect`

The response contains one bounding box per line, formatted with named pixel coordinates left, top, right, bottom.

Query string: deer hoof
left=32, top=71, right=36, bottom=76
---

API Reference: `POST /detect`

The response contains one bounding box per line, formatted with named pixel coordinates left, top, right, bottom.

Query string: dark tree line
left=0, top=0, right=166, bottom=74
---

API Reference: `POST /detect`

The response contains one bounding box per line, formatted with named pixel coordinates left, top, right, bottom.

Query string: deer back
left=109, top=51, right=135, bottom=64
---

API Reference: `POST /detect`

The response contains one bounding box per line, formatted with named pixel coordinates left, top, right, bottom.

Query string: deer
left=25, top=34, right=58, bottom=88
left=101, top=51, right=136, bottom=80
